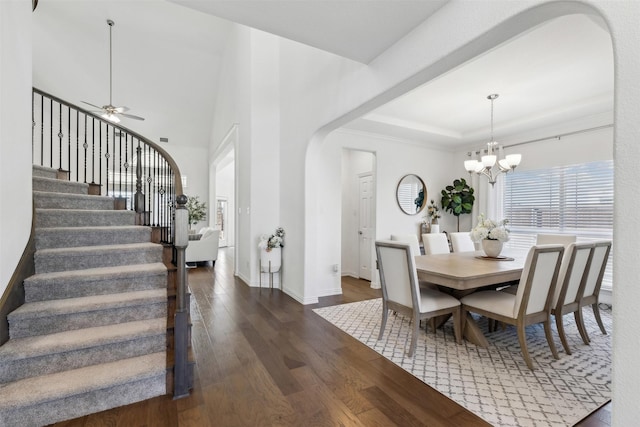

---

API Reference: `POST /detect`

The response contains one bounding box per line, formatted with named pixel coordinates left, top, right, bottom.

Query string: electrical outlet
left=332, top=264, right=339, bottom=272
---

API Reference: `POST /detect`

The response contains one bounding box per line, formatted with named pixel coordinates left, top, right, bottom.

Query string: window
left=503, top=160, right=613, bottom=290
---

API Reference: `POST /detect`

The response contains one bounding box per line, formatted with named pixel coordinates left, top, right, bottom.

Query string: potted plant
left=186, top=196, right=207, bottom=233
left=441, top=178, right=475, bottom=231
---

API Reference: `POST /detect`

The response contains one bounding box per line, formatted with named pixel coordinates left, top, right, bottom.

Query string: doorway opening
left=341, top=149, right=377, bottom=287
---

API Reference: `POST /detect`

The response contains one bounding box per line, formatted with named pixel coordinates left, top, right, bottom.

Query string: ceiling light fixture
left=464, top=94, right=521, bottom=186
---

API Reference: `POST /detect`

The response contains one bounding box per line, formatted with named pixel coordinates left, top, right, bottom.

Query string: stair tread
left=33, top=191, right=113, bottom=201
left=0, top=318, right=166, bottom=362
left=35, top=208, right=132, bottom=214
left=0, top=352, right=166, bottom=408
left=36, top=225, right=151, bottom=232
left=25, top=262, right=167, bottom=283
left=37, top=242, right=161, bottom=255
left=10, top=289, right=167, bottom=319
left=32, top=176, right=87, bottom=185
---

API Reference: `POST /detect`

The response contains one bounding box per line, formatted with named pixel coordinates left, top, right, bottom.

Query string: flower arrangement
left=469, top=214, right=510, bottom=242
left=426, top=199, right=441, bottom=223
left=259, top=227, right=285, bottom=252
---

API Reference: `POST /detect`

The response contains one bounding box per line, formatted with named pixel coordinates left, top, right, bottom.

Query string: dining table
left=414, top=249, right=527, bottom=347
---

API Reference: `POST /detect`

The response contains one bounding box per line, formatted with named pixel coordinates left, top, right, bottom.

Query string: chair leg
left=592, top=303, right=607, bottom=335
left=516, top=323, right=535, bottom=370
left=555, top=314, right=572, bottom=355
left=408, top=315, right=419, bottom=357
left=574, top=309, right=591, bottom=345
left=378, top=307, right=388, bottom=340
left=544, top=319, right=560, bottom=360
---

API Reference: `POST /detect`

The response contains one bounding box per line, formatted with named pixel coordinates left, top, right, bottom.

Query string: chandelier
left=464, top=94, right=521, bottom=186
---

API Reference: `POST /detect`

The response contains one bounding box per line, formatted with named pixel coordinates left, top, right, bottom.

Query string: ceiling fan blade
left=82, top=101, right=104, bottom=110
left=113, top=106, right=130, bottom=113
left=120, top=112, right=145, bottom=121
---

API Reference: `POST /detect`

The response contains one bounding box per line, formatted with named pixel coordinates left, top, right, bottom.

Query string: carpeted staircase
left=0, top=165, right=169, bottom=427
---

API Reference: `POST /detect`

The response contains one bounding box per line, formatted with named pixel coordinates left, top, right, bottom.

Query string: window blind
left=503, top=160, right=613, bottom=290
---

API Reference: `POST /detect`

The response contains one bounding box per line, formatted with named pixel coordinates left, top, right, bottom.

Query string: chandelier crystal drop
left=464, top=94, right=521, bottom=186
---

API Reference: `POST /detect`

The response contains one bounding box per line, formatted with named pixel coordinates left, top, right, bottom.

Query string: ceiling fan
left=83, top=19, right=144, bottom=123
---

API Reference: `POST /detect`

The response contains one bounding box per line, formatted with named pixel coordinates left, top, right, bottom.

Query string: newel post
left=173, top=194, right=190, bottom=398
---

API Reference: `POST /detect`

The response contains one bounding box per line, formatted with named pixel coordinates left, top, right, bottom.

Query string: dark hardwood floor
left=52, top=247, right=610, bottom=426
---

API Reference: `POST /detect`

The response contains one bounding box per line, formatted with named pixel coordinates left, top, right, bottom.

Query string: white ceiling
left=33, top=3, right=614, bottom=151
left=344, top=14, right=614, bottom=149
left=171, top=0, right=449, bottom=63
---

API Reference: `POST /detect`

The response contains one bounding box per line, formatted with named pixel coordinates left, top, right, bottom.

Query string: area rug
left=313, top=299, right=611, bottom=427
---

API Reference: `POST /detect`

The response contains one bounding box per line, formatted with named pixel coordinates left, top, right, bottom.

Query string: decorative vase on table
left=430, top=219, right=440, bottom=234
left=482, top=239, right=503, bottom=258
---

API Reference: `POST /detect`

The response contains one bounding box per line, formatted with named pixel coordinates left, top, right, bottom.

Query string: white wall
left=0, top=2, right=32, bottom=293
left=161, top=143, right=209, bottom=230
left=316, top=129, right=455, bottom=297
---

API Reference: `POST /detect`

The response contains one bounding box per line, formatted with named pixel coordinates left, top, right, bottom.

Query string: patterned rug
left=313, top=299, right=611, bottom=427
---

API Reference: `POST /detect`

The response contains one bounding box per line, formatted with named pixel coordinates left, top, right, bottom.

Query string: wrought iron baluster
left=76, top=110, right=79, bottom=181
left=49, top=98, right=53, bottom=168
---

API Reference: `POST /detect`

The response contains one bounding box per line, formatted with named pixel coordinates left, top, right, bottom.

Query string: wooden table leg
left=462, top=313, right=490, bottom=347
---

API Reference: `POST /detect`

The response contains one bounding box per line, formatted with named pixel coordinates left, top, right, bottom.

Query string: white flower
left=469, top=214, right=510, bottom=243
left=258, top=228, right=286, bottom=250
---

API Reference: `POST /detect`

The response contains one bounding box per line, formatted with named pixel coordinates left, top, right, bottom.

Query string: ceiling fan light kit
left=464, top=94, right=521, bottom=186
left=82, top=19, right=145, bottom=123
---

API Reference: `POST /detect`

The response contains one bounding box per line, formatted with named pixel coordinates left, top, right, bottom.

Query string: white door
left=216, top=198, right=228, bottom=247
left=358, top=174, right=374, bottom=281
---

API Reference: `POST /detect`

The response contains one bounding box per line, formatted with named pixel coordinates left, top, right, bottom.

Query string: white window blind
left=503, top=160, right=613, bottom=290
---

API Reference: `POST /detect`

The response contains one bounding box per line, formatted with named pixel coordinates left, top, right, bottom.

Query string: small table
left=415, top=250, right=526, bottom=346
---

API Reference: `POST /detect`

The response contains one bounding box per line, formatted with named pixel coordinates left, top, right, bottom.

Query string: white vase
left=482, top=239, right=503, bottom=257
left=260, top=247, right=282, bottom=272
left=430, top=224, right=440, bottom=234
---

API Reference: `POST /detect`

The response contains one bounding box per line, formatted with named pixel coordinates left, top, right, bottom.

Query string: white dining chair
left=390, top=234, right=421, bottom=256
left=576, top=240, right=612, bottom=343
left=422, top=233, right=450, bottom=255
left=460, top=244, right=564, bottom=370
left=375, top=240, right=462, bottom=357
left=449, top=232, right=476, bottom=252
left=536, top=233, right=576, bottom=247
left=550, top=242, right=594, bottom=354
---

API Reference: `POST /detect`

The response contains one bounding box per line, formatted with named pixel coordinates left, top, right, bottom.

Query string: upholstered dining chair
left=549, top=242, right=595, bottom=354
left=449, top=232, right=476, bottom=252
left=460, top=244, right=564, bottom=370
left=421, top=233, right=450, bottom=255
left=390, top=234, right=422, bottom=256
left=577, top=240, right=612, bottom=343
left=375, top=240, right=462, bottom=357
left=536, top=233, right=577, bottom=247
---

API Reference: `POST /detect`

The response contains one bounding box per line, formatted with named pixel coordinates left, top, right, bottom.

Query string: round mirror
left=396, top=174, right=427, bottom=215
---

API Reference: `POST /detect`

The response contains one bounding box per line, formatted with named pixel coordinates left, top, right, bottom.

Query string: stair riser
left=36, top=210, right=135, bottom=228
left=35, top=247, right=162, bottom=274
left=35, top=228, right=151, bottom=250
left=34, top=193, right=114, bottom=210
left=0, top=374, right=166, bottom=427
left=24, top=273, right=167, bottom=302
left=32, top=178, right=88, bottom=195
left=0, top=334, right=165, bottom=384
left=32, top=165, right=58, bottom=179
left=9, top=302, right=167, bottom=339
